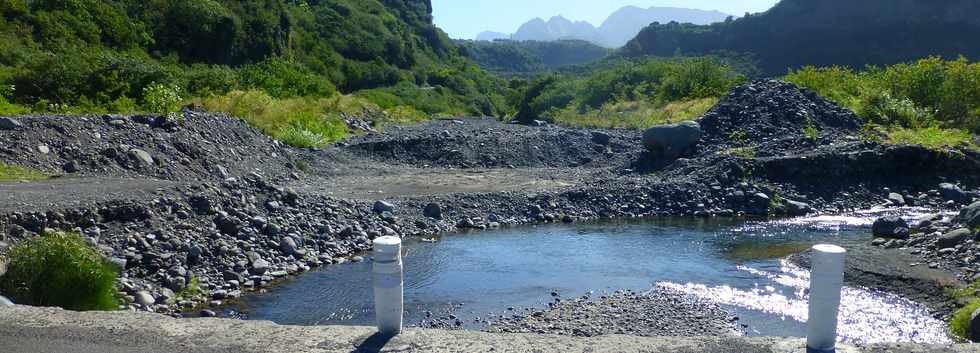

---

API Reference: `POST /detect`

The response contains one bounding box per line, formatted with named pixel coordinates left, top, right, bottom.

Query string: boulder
left=0, top=117, right=23, bottom=130
left=955, top=201, right=980, bottom=229
left=936, top=228, right=972, bottom=249
left=590, top=131, right=611, bottom=145
left=249, top=259, right=270, bottom=275
left=134, top=291, right=155, bottom=306
left=971, top=308, right=980, bottom=342
left=279, top=237, right=298, bottom=255
left=423, top=203, right=442, bottom=219
left=887, top=193, right=906, bottom=206
left=872, top=216, right=910, bottom=239
left=940, top=183, right=972, bottom=204
left=373, top=201, right=395, bottom=213
left=0, top=295, right=12, bottom=306
left=128, top=148, right=154, bottom=166
left=642, top=121, right=701, bottom=158
left=784, top=200, right=812, bottom=216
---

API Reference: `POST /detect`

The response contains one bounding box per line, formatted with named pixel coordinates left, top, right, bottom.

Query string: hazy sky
left=432, top=0, right=781, bottom=39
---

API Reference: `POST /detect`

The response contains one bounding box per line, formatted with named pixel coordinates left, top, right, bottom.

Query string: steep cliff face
left=623, top=0, right=980, bottom=75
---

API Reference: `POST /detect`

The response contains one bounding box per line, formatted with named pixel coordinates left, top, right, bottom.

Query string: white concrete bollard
left=372, top=236, right=403, bottom=335
left=806, top=244, right=846, bottom=352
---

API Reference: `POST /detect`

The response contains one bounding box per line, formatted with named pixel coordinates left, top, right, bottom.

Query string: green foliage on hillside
left=621, top=0, right=980, bottom=76
left=0, top=231, right=120, bottom=311
left=514, top=57, right=745, bottom=128
left=0, top=0, right=512, bottom=145
left=456, top=39, right=610, bottom=77
left=786, top=57, right=980, bottom=132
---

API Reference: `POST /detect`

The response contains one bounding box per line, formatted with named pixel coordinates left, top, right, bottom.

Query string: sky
left=432, top=0, right=781, bottom=40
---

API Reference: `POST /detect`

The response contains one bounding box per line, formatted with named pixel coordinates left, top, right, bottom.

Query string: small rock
left=887, top=193, right=906, bottom=206
left=37, top=145, right=50, bottom=154
left=250, top=259, right=270, bottom=275
left=591, top=131, right=611, bottom=145
left=373, top=201, right=395, bottom=213
left=872, top=216, right=910, bottom=239
left=937, top=228, right=973, bottom=249
left=200, top=309, right=217, bottom=317
left=128, top=149, right=154, bottom=166
left=955, top=201, right=980, bottom=229
left=0, top=295, right=12, bottom=306
left=280, top=237, right=299, bottom=255
left=423, top=203, right=442, bottom=219
left=135, top=291, right=155, bottom=306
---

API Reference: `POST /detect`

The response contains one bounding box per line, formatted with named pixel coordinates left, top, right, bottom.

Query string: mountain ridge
left=622, top=0, right=980, bottom=76
left=477, top=6, right=730, bottom=48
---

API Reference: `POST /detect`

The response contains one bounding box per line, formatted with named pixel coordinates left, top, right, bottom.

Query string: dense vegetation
left=621, top=0, right=980, bottom=76
left=0, top=0, right=513, bottom=145
left=513, top=57, right=745, bottom=129
left=456, top=39, right=610, bottom=77
left=786, top=57, right=980, bottom=149
left=0, top=231, right=120, bottom=311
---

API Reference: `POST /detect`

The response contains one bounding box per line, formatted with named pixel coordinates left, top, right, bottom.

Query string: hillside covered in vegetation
left=621, top=0, right=980, bottom=76
left=0, top=0, right=512, bottom=143
left=456, top=39, right=610, bottom=77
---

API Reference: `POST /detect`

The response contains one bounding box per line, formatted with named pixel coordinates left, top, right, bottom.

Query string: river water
left=234, top=207, right=952, bottom=344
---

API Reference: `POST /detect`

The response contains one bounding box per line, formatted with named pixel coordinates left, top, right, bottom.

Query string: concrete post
left=372, top=236, right=403, bottom=335
left=806, top=244, right=846, bottom=352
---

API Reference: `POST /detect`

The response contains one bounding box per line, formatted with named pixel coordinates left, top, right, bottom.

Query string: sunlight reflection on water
left=659, top=260, right=952, bottom=344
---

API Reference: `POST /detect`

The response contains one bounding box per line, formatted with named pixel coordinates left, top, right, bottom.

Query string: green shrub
left=141, top=82, right=183, bottom=114
left=0, top=231, right=120, bottom=311
left=787, top=57, right=980, bottom=134
left=239, top=58, right=337, bottom=98
left=0, top=84, right=29, bottom=115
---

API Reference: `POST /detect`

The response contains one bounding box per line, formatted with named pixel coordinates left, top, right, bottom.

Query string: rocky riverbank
left=0, top=80, right=978, bottom=327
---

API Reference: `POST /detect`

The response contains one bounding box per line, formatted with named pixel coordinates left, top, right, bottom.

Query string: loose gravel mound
left=697, top=79, right=864, bottom=157
left=342, top=118, right=643, bottom=169
left=0, top=112, right=295, bottom=181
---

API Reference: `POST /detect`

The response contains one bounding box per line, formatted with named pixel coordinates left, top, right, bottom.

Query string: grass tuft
left=0, top=231, right=120, bottom=311
left=0, top=162, right=48, bottom=182
left=886, top=126, right=976, bottom=150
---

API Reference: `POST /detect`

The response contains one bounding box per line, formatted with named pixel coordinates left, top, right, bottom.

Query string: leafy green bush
left=0, top=231, right=120, bottom=311
left=142, top=82, right=183, bottom=114
left=787, top=57, right=980, bottom=133
left=0, top=84, right=29, bottom=115
left=239, top=58, right=337, bottom=98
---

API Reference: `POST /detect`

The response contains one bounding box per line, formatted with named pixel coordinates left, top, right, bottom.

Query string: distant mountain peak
left=477, top=5, right=731, bottom=48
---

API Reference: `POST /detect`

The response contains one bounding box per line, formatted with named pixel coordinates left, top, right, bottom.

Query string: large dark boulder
left=940, top=183, right=973, bottom=204
left=955, top=202, right=980, bottom=229
left=872, top=216, right=910, bottom=239
left=971, top=308, right=980, bottom=342
left=642, top=121, right=701, bottom=159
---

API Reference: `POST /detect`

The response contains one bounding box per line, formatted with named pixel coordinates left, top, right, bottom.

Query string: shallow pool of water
left=235, top=207, right=951, bottom=344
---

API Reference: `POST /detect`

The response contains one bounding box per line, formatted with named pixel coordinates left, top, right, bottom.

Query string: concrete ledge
left=0, top=305, right=971, bottom=353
